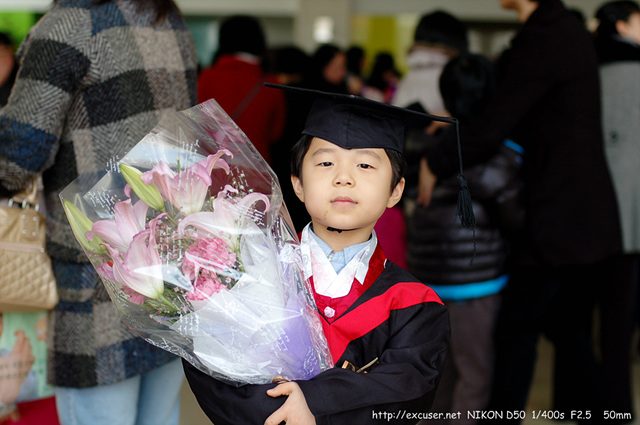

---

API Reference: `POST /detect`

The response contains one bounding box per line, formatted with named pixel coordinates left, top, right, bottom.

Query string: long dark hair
left=365, top=52, right=400, bottom=92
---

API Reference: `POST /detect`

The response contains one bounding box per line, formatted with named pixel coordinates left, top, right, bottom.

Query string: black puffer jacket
left=407, top=142, right=523, bottom=286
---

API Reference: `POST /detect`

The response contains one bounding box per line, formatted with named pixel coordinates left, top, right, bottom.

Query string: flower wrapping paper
left=59, top=99, right=333, bottom=385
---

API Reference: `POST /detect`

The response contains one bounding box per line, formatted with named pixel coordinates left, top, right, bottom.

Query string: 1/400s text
left=531, top=410, right=565, bottom=420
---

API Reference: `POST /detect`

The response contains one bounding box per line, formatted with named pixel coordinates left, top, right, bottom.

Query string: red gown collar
left=309, top=242, right=387, bottom=323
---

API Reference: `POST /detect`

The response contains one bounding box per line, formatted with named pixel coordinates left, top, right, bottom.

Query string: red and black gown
left=183, top=243, right=450, bottom=424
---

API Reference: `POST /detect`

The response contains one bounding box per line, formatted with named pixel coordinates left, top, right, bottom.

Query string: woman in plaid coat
left=0, top=1, right=198, bottom=423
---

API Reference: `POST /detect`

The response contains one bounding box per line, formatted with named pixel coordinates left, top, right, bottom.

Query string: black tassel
left=456, top=173, right=475, bottom=229
left=453, top=119, right=476, bottom=228
left=453, top=119, right=476, bottom=262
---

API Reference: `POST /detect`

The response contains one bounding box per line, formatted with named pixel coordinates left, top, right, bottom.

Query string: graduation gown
left=183, top=243, right=450, bottom=425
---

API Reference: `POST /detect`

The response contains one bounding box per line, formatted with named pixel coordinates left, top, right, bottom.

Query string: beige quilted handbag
left=0, top=180, right=58, bottom=312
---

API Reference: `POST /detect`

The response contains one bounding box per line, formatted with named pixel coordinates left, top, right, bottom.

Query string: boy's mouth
left=331, top=196, right=356, bottom=205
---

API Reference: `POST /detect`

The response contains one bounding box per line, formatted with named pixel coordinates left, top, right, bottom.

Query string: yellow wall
left=350, top=14, right=419, bottom=76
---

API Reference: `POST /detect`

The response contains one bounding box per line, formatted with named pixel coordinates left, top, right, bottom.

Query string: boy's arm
left=297, top=301, right=449, bottom=424
left=182, top=360, right=286, bottom=425
left=183, top=300, right=448, bottom=425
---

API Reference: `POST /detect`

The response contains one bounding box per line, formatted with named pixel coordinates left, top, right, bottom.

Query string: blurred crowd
left=198, top=3, right=639, bottom=424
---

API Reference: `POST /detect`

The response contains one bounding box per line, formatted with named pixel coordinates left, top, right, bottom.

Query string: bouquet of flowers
left=59, top=99, right=333, bottom=385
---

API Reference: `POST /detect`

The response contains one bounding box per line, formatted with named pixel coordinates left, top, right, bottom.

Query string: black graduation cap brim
left=264, top=82, right=456, bottom=153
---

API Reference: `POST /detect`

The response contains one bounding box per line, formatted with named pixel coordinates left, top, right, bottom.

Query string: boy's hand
left=417, top=157, right=437, bottom=207
left=265, top=382, right=316, bottom=425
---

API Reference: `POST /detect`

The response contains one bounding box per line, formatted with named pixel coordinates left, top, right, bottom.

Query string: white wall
left=293, top=0, right=352, bottom=52
left=0, top=0, right=605, bottom=60
left=0, top=0, right=607, bottom=21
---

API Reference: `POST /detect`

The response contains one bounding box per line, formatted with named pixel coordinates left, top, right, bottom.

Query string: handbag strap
left=9, top=178, right=39, bottom=208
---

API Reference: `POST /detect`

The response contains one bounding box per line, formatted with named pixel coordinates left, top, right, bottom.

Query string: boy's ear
left=291, top=175, right=305, bottom=202
left=387, top=177, right=405, bottom=208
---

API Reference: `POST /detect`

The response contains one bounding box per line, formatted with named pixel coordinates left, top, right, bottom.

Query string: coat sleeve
left=0, top=10, right=90, bottom=196
left=182, top=360, right=286, bottom=425
left=298, top=302, right=449, bottom=424
left=183, top=301, right=449, bottom=425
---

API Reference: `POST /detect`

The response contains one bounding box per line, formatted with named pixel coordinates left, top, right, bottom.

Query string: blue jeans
left=55, top=359, right=183, bottom=425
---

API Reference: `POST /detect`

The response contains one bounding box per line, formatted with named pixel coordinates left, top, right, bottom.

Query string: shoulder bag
left=0, top=180, right=58, bottom=312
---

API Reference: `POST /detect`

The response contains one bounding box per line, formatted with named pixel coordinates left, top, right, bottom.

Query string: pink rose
left=182, top=237, right=237, bottom=281
left=186, top=276, right=227, bottom=301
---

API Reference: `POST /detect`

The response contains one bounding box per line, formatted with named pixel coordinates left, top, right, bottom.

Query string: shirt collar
left=309, top=228, right=372, bottom=274
left=300, top=224, right=378, bottom=298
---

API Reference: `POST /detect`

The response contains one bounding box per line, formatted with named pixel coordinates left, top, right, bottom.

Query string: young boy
left=183, top=85, right=451, bottom=424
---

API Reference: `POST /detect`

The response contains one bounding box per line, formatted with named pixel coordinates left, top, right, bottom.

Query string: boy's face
left=291, top=137, right=404, bottom=247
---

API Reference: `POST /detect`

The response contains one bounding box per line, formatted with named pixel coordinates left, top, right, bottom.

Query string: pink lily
left=102, top=218, right=165, bottom=299
left=97, top=262, right=146, bottom=305
left=178, top=185, right=270, bottom=250
left=87, top=199, right=149, bottom=252
left=141, top=150, right=233, bottom=215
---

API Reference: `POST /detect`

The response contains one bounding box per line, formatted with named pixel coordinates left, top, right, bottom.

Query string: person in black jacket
left=407, top=53, right=523, bottom=424
left=419, top=0, right=622, bottom=421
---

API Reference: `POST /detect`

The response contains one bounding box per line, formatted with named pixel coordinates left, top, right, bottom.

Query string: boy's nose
left=332, top=171, right=354, bottom=186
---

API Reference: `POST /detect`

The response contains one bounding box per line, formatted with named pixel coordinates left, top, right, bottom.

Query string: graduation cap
left=264, top=83, right=475, bottom=230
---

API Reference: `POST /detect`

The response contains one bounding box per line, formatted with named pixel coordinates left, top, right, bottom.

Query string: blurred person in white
left=0, top=0, right=198, bottom=424
left=391, top=11, right=468, bottom=207
left=392, top=10, right=468, bottom=115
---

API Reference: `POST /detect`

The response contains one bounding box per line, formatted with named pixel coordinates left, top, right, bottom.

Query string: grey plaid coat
left=0, top=0, right=197, bottom=387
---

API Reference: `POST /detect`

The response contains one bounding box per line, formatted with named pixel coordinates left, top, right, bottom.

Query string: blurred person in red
left=197, top=15, right=286, bottom=165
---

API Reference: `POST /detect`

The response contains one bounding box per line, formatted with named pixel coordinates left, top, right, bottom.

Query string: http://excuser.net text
left=371, top=409, right=630, bottom=422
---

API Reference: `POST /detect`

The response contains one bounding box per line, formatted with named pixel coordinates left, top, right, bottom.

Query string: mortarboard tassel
left=453, top=119, right=476, bottom=229
left=456, top=173, right=475, bottom=228
left=452, top=119, right=476, bottom=262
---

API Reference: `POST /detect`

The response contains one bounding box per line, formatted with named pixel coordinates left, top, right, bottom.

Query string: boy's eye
left=358, top=163, right=373, bottom=169
left=318, top=162, right=333, bottom=167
